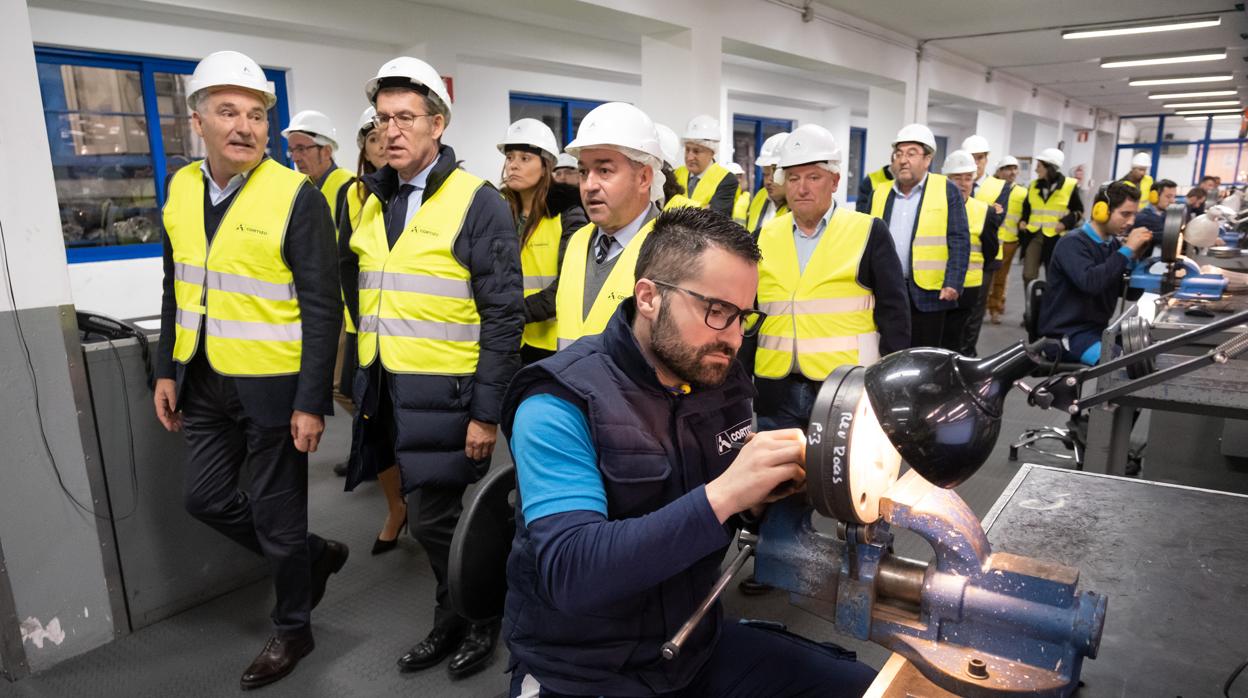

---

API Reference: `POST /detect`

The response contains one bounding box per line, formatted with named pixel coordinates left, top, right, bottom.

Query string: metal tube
left=877, top=555, right=926, bottom=606
left=661, top=543, right=754, bottom=660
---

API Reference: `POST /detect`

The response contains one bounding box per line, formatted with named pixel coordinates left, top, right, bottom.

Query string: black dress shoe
left=371, top=520, right=408, bottom=556
left=397, top=622, right=467, bottom=672
left=310, top=540, right=349, bottom=610
left=240, top=633, right=314, bottom=691
left=447, top=621, right=499, bottom=678
left=737, top=575, right=774, bottom=596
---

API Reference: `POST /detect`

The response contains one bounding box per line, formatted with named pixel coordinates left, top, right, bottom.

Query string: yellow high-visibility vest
left=164, top=159, right=308, bottom=376
left=867, top=167, right=892, bottom=190
left=320, top=167, right=355, bottom=223
left=674, top=162, right=734, bottom=208
left=351, top=168, right=484, bottom=375
left=1121, top=174, right=1154, bottom=209
left=746, top=189, right=787, bottom=235
left=732, top=189, right=749, bottom=224
left=337, top=182, right=373, bottom=335
left=973, top=176, right=1006, bottom=260
left=964, top=197, right=989, bottom=288
left=1027, top=177, right=1077, bottom=238
left=995, top=183, right=1026, bottom=246
left=870, top=173, right=952, bottom=291
left=663, top=194, right=697, bottom=211
left=519, top=214, right=563, bottom=352
left=755, top=209, right=878, bottom=380
left=555, top=219, right=656, bottom=349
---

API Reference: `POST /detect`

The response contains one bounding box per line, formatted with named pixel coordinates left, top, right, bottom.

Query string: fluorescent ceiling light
left=1175, top=107, right=1243, bottom=115
left=1063, top=16, right=1220, bottom=40
left=1102, top=49, right=1226, bottom=69
left=1148, top=90, right=1238, bottom=100
left=1162, top=100, right=1241, bottom=109
left=1185, top=114, right=1243, bottom=121
left=1129, top=73, right=1234, bottom=86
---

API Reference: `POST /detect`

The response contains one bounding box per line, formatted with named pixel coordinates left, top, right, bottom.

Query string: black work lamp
left=805, top=341, right=1042, bottom=524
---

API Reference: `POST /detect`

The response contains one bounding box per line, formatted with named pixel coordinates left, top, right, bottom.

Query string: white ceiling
left=817, top=0, right=1248, bottom=115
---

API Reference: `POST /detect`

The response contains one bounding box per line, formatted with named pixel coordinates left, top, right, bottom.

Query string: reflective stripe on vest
left=674, top=163, right=733, bottom=208
left=732, top=189, right=749, bottom=224
left=163, top=159, right=307, bottom=376
left=755, top=209, right=879, bottom=380
left=964, top=197, right=989, bottom=288
left=520, top=214, right=563, bottom=352
left=998, top=184, right=1026, bottom=244
left=320, top=167, right=355, bottom=223
left=350, top=168, right=484, bottom=375
left=1027, top=177, right=1077, bottom=238
left=870, top=173, right=951, bottom=291
left=555, top=218, right=656, bottom=349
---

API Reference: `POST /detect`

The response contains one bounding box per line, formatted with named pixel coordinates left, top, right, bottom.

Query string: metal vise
left=754, top=470, right=1107, bottom=697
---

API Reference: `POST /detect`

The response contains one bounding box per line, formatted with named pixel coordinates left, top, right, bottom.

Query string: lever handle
left=661, top=541, right=755, bottom=660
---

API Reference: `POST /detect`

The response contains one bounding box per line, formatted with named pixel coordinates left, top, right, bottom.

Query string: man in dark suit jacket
left=153, top=50, right=347, bottom=691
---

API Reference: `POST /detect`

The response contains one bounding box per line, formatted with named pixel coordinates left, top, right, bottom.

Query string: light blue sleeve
left=511, top=392, right=606, bottom=525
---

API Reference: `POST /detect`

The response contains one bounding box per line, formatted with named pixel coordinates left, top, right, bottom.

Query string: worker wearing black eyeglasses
left=500, top=207, right=876, bottom=698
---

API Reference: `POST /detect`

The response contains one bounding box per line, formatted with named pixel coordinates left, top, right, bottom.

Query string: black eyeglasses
left=372, top=112, right=435, bottom=130
left=652, top=280, right=766, bottom=337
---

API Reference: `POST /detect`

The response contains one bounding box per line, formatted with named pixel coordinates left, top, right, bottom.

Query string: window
left=35, top=47, right=290, bottom=262
left=508, top=93, right=605, bottom=150
left=847, top=127, right=867, bottom=202
left=1113, top=113, right=1248, bottom=188
left=732, top=115, right=793, bottom=192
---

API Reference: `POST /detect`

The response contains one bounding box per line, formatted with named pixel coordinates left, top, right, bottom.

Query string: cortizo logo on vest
left=235, top=223, right=269, bottom=236
left=607, top=291, right=629, bottom=301
left=715, top=419, right=753, bottom=455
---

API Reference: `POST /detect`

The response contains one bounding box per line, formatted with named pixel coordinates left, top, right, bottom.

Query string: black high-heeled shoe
left=371, top=519, right=408, bottom=555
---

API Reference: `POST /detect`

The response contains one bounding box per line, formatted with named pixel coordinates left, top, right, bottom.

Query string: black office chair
left=1009, top=279, right=1088, bottom=465
left=447, top=463, right=516, bottom=623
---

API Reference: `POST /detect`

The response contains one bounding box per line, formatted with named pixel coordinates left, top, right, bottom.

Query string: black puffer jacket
left=523, top=182, right=587, bottom=324
left=338, top=144, right=524, bottom=491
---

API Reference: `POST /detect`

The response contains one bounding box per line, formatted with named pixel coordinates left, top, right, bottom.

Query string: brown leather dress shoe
left=240, top=633, right=314, bottom=691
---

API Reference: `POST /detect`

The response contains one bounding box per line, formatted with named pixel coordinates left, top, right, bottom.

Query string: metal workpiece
left=756, top=469, right=1106, bottom=697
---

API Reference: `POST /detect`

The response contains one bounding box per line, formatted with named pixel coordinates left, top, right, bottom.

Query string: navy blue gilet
left=500, top=300, right=756, bottom=696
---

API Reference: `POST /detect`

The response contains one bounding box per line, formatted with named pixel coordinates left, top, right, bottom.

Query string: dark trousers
left=510, top=619, right=876, bottom=697
left=909, top=306, right=947, bottom=348
left=940, top=285, right=981, bottom=354
left=962, top=269, right=994, bottom=356
left=181, top=358, right=325, bottom=636
left=409, top=483, right=469, bottom=630
left=755, top=375, right=819, bottom=431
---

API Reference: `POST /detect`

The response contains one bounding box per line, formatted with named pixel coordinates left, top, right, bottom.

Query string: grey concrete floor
left=2, top=261, right=1075, bottom=698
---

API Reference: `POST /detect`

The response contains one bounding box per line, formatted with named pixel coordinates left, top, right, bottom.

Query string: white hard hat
left=356, top=106, right=376, bottom=148
left=683, top=114, right=721, bottom=145
left=996, top=155, right=1020, bottom=169
left=554, top=152, right=578, bottom=171
left=755, top=132, right=789, bottom=167
left=724, top=162, right=745, bottom=176
left=1131, top=151, right=1152, bottom=168
left=281, top=110, right=338, bottom=151
left=1036, top=147, right=1065, bottom=168
left=566, top=102, right=665, bottom=201
left=943, top=149, right=977, bottom=175
left=186, top=50, right=275, bottom=110
left=961, top=134, right=991, bottom=155
left=497, top=118, right=559, bottom=164
left=654, top=123, right=683, bottom=170
left=365, top=56, right=452, bottom=125
left=892, top=123, right=937, bottom=153
left=776, top=124, right=842, bottom=170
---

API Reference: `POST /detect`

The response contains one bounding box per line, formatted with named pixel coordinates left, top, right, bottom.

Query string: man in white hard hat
left=553, top=152, right=580, bottom=186
left=960, top=135, right=1016, bottom=336
left=1019, top=147, right=1083, bottom=288
left=724, top=161, right=751, bottom=224
left=555, top=102, right=666, bottom=347
left=866, top=123, right=971, bottom=348
left=985, top=155, right=1028, bottom=324
left=151, top=50, right=347, bottom=690
left=1117, top=151, right=1154, bottom=208
left=282, top=110, right=355, bottom=223
left=655, top=122, right=697, bottom=209
left=746, top=132, right=789, bottom=236
left=340, top=56, right=523, bottom=678
left=674, top=114, right=739, bottom=217
left=940, top=150, right=1000, bottom=356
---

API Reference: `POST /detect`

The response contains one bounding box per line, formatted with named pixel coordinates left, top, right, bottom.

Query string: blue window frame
left=1113, top=113, right=1247, bottom=191
left=34, top=46, right=290, bottom=263
left=508, top=93, right=605, bottom=149
left=733, top=115, right=794, bottom=192
left=847, top=127, right=867, bottom=203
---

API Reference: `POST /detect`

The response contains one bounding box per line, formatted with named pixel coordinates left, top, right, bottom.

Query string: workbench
left=865, top=464, right=1248, bottom=696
